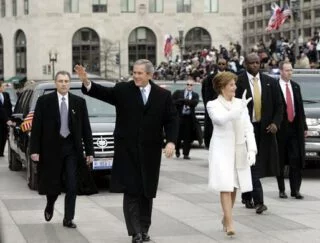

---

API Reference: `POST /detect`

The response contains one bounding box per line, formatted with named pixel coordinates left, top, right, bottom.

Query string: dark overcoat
left=276, top=80, right=308, bottom=169
left=82, top=80, right=178, bottom=198
left=172, top=89, right=202, bottom=144
left=236, top=72, right=283, bottom=177
left=30, top=92, right=94, bottom=195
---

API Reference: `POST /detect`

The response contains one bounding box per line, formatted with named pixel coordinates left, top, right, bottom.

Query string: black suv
left=8, top=80, right=116, bottom=190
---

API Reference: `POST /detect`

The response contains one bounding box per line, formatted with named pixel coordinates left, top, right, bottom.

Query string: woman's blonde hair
left=212, top=71, right=238, bottom=94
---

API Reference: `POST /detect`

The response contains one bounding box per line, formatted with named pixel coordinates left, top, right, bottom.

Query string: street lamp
left=49, top=51, right=58, bottom=80
left=178, top=30, right=184, bottom=61
left=290, top=0, right=300, bottom=60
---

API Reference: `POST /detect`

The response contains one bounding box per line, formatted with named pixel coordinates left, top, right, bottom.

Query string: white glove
left=247, top=151, right=256, bottom=166
left=241, top=90, right=252, bottom=108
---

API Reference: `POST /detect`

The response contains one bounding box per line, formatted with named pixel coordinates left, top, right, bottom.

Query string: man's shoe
left=0, top=154, right=4, bottom=157
left=183, top=155, right=191, bottom=160
left=142, top=232, right=150, bottom=241
left=63, top=219, right=77, bottom=228
left=256, top=204, right=268, bottom=214
left=44, top=204, right=54, bottom=222
left=176, top=153, right=180, bottom=158
left=291, top=192, right=304, bottom=199
left=132, top=233, right=143, bottom=243
left=243, top=200, right=255, bottom=209
left=279, top=191, right=288, bottom=199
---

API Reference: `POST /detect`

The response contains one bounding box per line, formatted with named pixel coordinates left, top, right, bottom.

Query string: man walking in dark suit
left=201, top=58, right=231, bottom=148
left=30, top=71, right=94, bottom=228
left=236, top=53, right=283, bottom=214
left=276, top=61, right=308, bottom=200
left=75, top=59, right=178, bottom=243
left=0, top=81, right=13, bottom=157
left=172, top=79, right=199, bottom=159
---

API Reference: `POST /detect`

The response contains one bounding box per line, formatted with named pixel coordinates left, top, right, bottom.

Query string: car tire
left=10, top=149, right=22, bottom=171
left=26, top=151, right=38, bottom=190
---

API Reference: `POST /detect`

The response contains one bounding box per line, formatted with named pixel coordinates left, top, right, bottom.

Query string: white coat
left=207, top=96, right=257, bottom=193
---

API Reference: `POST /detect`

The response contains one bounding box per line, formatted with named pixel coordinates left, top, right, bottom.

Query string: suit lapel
left=51, top=92, right=61, bottom=130
left=68, top=93, right=76, bottom=130
left=144, top=82, right=155, bottom=111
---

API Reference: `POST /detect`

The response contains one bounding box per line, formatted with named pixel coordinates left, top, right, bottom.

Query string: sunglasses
left=218, top=63, right=226, bottom=65
left=187, top=84, right=193, bottom=86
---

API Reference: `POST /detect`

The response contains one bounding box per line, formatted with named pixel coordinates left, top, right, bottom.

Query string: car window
left=293, top=75, right=320, bottom=101
left=14, top=91, right=29, bottom=114
left=5, top=87, right=18, bottom=107
left=43, top=88, right=116, bottom=117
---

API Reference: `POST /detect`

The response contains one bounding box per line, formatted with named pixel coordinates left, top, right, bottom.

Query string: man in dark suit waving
left=30, top=71, right=94, bottom=228
left=236, top=53, right=283, bottom=214
left=276, top=61, right=308, bottom=200
left=0, top=81, right=13, bottom=157
left=76, top=59, right=178, bottom=243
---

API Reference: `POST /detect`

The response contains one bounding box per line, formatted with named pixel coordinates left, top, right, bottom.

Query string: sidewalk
left=1, top=148, right=320, bottom=242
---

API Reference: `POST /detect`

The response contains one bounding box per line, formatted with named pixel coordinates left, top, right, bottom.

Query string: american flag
left=164, top=34, right=173, bottom=58
left=266, top=2, right=292, bottom=31
left=20, top=111, right=34, bottom=133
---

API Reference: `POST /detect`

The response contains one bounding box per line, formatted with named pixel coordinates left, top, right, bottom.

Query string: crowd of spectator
left=154, top=33, right=320, bottom=82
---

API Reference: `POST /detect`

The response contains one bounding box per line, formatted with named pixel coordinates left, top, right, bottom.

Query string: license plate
left=92, top=158, right=113, bottom=170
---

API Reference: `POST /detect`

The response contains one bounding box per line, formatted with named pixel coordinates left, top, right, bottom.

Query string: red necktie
left=285, top=83, right=294, bottom=122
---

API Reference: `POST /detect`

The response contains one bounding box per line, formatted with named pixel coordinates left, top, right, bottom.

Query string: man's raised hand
left=74, top=65, right=90, bottom=87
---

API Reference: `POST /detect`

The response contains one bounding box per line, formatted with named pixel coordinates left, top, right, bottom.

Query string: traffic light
left=115, top=53, right=120, bottom=65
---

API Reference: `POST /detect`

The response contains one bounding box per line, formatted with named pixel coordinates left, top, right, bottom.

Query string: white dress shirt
left=140, top=83, right=151, bottom=101
left=246, top=72, right=261, bottom=122
left=279, top=79, right=295, bottom=116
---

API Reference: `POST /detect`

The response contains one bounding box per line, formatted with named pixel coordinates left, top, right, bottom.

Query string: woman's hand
left=241, top=90, right=252, bottom=108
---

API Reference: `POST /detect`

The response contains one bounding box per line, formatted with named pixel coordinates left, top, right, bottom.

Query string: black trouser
left=176, top=115, right=193, bottom=156
left=276, top=122, right=302, bottom=194
left=0, top=123, right=8, bottom=155
left=47, top=135, right=78, bottom=221
left=242, top=122, right=264, bottom=206
left=123, top=193, right=153, bottom=236
left=203, top=112, right=213, bottom=149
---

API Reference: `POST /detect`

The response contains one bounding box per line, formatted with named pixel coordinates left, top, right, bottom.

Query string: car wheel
left=10, top=149, right=22, bottom=171
left=26, top=151, right=38, bottom=190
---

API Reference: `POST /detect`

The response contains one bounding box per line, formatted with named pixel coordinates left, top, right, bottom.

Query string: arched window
left=128, top=27, right=156, bottom=72
left=0, top=35, right=3, bottom=79
left=72, top=28, right=100, bottom=74
left=184, top=27, right=211, bottom=52
left=15, top=30, right=27, bottom=75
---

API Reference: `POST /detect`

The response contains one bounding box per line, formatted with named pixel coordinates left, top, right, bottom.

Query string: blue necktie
left=60, top=97, right=70, bottom=137
left=141, top=88, right=147, bottom=105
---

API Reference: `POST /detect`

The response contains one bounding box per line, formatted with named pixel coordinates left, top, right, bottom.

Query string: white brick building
left=0, top=0, right=242, bottom=80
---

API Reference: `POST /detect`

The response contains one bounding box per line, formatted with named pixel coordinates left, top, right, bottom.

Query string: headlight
left=306, top=118, right=320, bottom=126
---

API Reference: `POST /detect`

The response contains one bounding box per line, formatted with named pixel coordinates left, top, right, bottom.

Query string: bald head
left=245, top=53, right=260, bottom=76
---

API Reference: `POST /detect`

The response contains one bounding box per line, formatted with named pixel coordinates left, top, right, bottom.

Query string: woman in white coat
left=207, top=72, right=257, bottom=236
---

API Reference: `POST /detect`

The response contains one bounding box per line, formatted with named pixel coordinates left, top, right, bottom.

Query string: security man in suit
left=30, top=71, right=94, bottom=228
left=201, top=58, right=231, bottom=148
left=236, top=53, right=283, bottom=214
left=276, top=61, right=308, bottom=200
left=172, top=79, right=199, bottom=159
left=76, top=59, right=178, bottom=243
left=0, top=81, right=13, bottom=157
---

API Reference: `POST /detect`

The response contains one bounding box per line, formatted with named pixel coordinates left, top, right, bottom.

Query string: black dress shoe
left=279, top=191, right=288, bottom=199
left=256, top=204, right=268, bottom=214
left=132, top=233, right=143, bottom=243
left=63, top=219, right=77, bottom=228
left=243, top=200, right=255, bottom=209
left=44, top=204, right=54, bottom=221
left=142, top=232, right=150, bottom=241
left=183, top=155, right=191, bottom=160
left=291, top=192, right=304, bottom=199
left=176, top=152, right=180, bottom=158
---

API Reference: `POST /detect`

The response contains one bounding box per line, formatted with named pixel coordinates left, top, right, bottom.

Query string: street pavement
left=1, top=146, right=320, bottom=243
